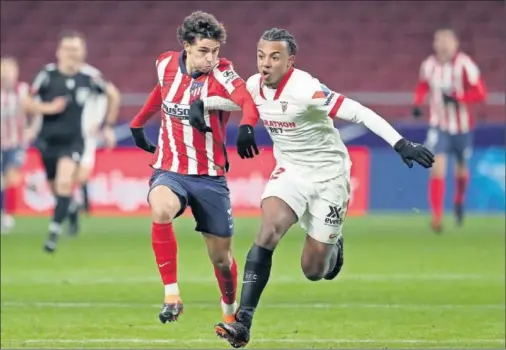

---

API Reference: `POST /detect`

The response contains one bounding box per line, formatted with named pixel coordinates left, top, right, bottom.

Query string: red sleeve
left=414, top=81, right=430, bottom=106
left=457, top=71, right=487, bottom=104
left=211, top=59, right=260, bottom=126
left=130, top=85, right=162, bottom=128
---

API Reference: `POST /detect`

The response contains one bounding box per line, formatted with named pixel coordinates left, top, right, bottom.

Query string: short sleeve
left=30, top=69, right=50, bottom=96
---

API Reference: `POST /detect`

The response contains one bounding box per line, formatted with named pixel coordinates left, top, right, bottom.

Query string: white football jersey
left=246, top=68, right=352, bottom=182
left=80, top=63, right=109, bottom=136
left=204, top=67, right=403, bottom=183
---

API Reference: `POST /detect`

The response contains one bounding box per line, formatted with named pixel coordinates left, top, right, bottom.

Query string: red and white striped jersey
left=414, top=52, right=487, bottom=135
left=131, top=50, right=259, bottom=176
left=1, top=82, right=29, bottom=149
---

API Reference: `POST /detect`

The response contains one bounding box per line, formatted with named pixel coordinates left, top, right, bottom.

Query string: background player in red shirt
left=1, top=57, right=36, bottom=232
left=129, top=11, right=259, bottom=325
left=412, top=27, right=487, bottom=232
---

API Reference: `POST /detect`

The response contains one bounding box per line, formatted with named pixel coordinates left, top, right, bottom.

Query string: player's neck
left=58, top=63, right=79, bottom=76
left=436, top=52, right=457, bottom=63
left=185, top=58, right=197, bottom=75
left=0, top=82, right=15, bottom=90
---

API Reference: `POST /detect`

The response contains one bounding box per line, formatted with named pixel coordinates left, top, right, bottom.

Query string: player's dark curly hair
left=177, top=11, right=227, bottom=45
left=261, top=28, right=298, bottom=56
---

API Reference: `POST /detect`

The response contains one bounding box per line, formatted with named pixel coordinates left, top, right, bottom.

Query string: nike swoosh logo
left=158, top=262, right=170, bottom=267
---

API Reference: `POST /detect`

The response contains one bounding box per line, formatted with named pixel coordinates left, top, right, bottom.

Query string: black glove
left=394, top=138, right=435, bottom=169
left=412, top=106, right=423, bottom=119
left=442, top=93, right=459, bottom=106
left=236, top=125, right=259, bottom=159
left=130, top=127, right=156, bottom=153
left=189, top=99, right=212, bottom=133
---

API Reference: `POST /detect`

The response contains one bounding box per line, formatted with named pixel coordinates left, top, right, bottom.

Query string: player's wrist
left=394, top=138, right=408, bottom=152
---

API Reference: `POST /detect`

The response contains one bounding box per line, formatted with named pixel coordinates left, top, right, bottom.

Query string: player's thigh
left=76, top=163, right=93, bottom=185
left=147, top=169, right=187, bottom=223
left=186, top=175, right=234, bottom=238
left=54, top=156, right=79, bottom=194
left=77, top=138, right=97, bottom=183
left=451, top=132, right=473, bottom=168
left=304, top=173, right=350, bottom=245
left=258, top=168, right=306, bottom=248
left=39, top=150, right=59, bottom=182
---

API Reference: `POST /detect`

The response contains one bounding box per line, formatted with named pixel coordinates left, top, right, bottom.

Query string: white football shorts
left=261, top=166, right=351, bottom=244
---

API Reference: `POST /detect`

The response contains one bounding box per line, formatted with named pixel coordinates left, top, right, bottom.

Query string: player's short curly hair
left=261, top=28, right=298, bottom=56
left=177, top=11, right=227, bottom=45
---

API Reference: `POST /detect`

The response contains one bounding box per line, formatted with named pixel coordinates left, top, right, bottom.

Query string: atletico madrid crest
left=190, top=81, right=204, bottom=98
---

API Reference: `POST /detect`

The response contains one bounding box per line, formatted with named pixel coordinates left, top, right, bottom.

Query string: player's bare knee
left=149, top=186, right=180, bottom=223
left=302, top=265, right=325, bottom=281
left=4, top=168, right=21, bottom=187
left=211, top=253, right=232, bottom=271
left=301, top=237, right=329, bottom=281
left=203, top=234, right=233, bottom=270
left=301, top=254, right=327, bottom=281
left=54, top=177, right=73, bottom=195
left=76, top=166, right=92, bottom=185
left=431, top=154, right=446, bottom=178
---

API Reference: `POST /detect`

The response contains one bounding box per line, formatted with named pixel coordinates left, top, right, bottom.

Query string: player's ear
left=288, top=55, right=295, bottom=67
left=182, top=41, right=191, bottom=53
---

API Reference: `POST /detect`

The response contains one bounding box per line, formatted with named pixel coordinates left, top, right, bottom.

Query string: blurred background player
left=64, top=45, right=121, bottom=235
left=24, top=30, right=108, bottom=252
left=0, top=57, right=38, bottom=232
left=205, top=28, right=434, bottom=348
left=412, top=27, right=487, bottom=232
left=129, top=11, right=259, bottom=325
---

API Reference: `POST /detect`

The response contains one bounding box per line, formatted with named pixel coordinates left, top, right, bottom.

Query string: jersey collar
left=259, top=66, right=295, bottom=100
left=178, top=51, right=205, bottom=79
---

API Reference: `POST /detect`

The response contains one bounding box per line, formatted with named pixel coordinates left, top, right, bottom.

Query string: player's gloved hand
left=130, top=127, right=156, bottom=154
left=394, top=138, right=435, bottom=169
left=236, top=125, right=259, bottom=159
left=442, top=93, right=459, bottom=106
left=412, top=106, right=423, bottom=119
left=189, top=100, right=213, bottom=133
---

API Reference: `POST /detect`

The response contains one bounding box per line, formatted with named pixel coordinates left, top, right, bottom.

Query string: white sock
left=164, top=283, right=180, bottom=296
left=48, top=222, right=62, bottom=235
left=221, top=299, right=237, bottom=316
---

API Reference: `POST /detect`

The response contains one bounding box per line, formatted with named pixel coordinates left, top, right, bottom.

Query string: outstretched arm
left=312, top=82, right=434, bottom=168
left=130, top=84, right=162, bottom=128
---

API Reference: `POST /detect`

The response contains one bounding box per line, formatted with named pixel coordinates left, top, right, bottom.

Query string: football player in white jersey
left=190, top=28, right=434, bottom=348
left=65, top=40, right=121, bottom=235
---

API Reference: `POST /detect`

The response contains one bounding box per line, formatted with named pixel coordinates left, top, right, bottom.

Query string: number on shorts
left=269, top=167, right=285, bottom=180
